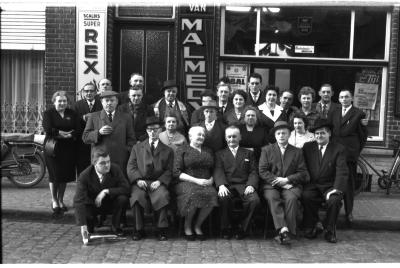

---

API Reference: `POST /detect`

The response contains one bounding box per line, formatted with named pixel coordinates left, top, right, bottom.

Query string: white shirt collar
left=149, top=139, right=159, bottom=148
left=95, top=169, right=105, bottom=183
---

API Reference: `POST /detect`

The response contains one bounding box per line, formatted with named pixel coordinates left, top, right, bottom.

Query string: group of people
left=42, top=72, right=368, bottom=245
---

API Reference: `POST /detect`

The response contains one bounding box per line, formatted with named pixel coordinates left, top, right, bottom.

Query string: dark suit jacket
left=126, top=139, right=174, bottom=186
left=246, top=90, right=266, bottom=107
left=82, top=110, right=136, bottom=171
left=72, top=97, right=103, bottom=131
left=312, top=101, right=341, bottom=119
left=303, top=141, right=348, bottom=194
left=200, top=120, right=227, bottom=152
left=259, top=143, right=309, bottom=190
left=214, top=147, right=259, bottom=193
left=117, top=102, right=154, bottom=141
left=73, top=163, right=130, bottom=226
left=328, top=106, right=368, bottom=161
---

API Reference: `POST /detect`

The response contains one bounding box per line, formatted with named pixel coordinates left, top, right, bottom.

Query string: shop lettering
left=182, top=18, right=207, bottom=107
left=84, top=29, right=99, bottom=74
left=189, top=4, right=206, bottom=12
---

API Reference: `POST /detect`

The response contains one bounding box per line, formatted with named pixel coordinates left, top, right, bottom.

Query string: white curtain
left=1, top=50, right=45, bottom=133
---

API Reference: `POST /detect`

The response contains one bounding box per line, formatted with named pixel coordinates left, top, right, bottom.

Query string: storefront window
left=259, top=8, right=351, bottom=58
left=354, top=9, right=386, bottom=59
left=224, top=7, right=257, bottom=55
left=0, top=50, right=45, bottom=133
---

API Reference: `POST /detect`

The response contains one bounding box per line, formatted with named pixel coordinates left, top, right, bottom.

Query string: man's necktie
left=319, top=145, right=324, bottom=165
left=88, top=102, right=93, bottom=112
left=270, top=110, right=275, bottom=116
left=108, top=112, right=113, bottom=122
left=150, top=141, right=155, bottom=155
left=322, top=104, right=327, bottom=118
left=342, top=108, right=346, bottom=117
left=221, top=105, right=225, bottom=114
left=168, top=102, right=173, bottom=108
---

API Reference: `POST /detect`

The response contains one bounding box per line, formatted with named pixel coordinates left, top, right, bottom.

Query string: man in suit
left=302, top=118, right=349, bottom=243
left=72, top=82, right=103, bottom=174
left=217, top=82, right=233, bottom=115
left=127, top=116, right=174, bottom=241
left=259, top=121, right=309, bottom=245
left=198, top=100, right=227, bottom=153
left=117, top=85, right=154, bottom=142
left=214, top=126, right=260, bottom=239
left=328, top=89, right=368, bottom=224
left=153, top=80, right=190, bottom=135
left=313, top=84, right=341, bottom=119
left=190, top=90, right=218, bottom=125
left=246, top=72, right=266, bottom=107
left=279, top=89, right=299, bottom=122
left=74, top=147, right=130, bottom=245
left=83, top=91, right=136, bottom=175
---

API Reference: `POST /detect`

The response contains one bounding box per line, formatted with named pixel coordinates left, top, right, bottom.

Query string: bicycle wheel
left=355, top=158, right=369, bottom=195
left=8, top=153, right=46, bottom=188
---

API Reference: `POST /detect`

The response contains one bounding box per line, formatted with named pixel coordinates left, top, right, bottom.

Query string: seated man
left=214, top=126, right=260, bottom=239
left=259, top=121, right=309, bottom=245
left=73, top=147, right=130, bottom=245
left=127, top=116, right=174, bottom=241
left=302, top=118, right=348, bottom=243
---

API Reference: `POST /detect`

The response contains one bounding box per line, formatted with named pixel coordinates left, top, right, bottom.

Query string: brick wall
left=386, top=6, right=400, bottom=149
left=45, top=7, right=76, bottom=107
left=106, top=6, right=114, bottom=82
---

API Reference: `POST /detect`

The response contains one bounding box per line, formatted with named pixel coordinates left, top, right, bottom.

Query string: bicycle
left=356, top=139, right=400, bottom=195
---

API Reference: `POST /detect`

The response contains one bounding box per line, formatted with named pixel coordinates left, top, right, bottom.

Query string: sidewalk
left=2, top=178, right=400, bottom=231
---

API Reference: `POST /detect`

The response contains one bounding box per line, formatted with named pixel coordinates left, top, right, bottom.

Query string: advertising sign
left=76, top=7, right=107, bottom=98
left=354, top=69, right=381, bottom=110
left=225, top=63, right=249, bottom=92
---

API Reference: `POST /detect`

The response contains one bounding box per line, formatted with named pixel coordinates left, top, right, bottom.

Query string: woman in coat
left=43, top=91, right=80, bottom=217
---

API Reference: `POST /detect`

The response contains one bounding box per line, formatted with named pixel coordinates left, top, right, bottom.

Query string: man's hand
left=137, top=180, right=148, bottom=190
left=81, top=225, right=89, bottom=245
left=361, top=119, right=368, bottom=126
left=244, top=185, right=255, bottom=195
left=271, top=177, right=289, bottom=187
left=218, top=185, right=230, bottom=197
left=326, top=189, right=338, bottom=200
left=95, top=189, right=108, bottom=207
left=59, top=130, right=72, bottom=138
left=83, top=113, right=90, bottom=121
left=150, top=180, right=161, bottom=191
left=196, top=178, right=211, bottom=186
left=99, top=125, right=113, bottom=135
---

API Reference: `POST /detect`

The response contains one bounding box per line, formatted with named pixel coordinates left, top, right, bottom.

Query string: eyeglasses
left=147, top=127, right=160, bottom=132
left=83, top=90, right=95, bottom=93
left=250, top=82, right=260, bottom=85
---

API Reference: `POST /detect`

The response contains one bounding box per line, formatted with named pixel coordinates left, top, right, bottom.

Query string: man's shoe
left=184, top=234, right=195, bottom=241
left=158, top=229, right=168, bottom=241
left=275, top=230, right=291, bottom=245
left=221, top=229, right=231, bottom=239
left=304, top=225, right=323, bottom=239
left=234, top=229, right=246, bottom=240
left=196, top=234, right=206, bottom=241
left=132, top=230, right=143, bottom=241
left=112, top=227, right=124, bottom=237
left=324, top=230, right=337, bottom=243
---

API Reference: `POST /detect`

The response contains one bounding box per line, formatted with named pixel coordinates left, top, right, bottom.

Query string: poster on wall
left=225, top=63, right=249, bottom=92
left=76, top=7, right=107, bottom=99
left=354, top=69, right=381, bottom=110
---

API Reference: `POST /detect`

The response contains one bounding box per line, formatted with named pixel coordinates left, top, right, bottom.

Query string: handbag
left=44, top=137, right=58, bottom=157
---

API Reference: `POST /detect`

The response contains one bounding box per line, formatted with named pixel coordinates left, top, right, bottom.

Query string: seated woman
left=159, top=111, right=187, bottom=153
left=223, top=90, right=247, bottom=126
left=239, top=106, right=272, bottom=162
left=173, top=126, right=218, bottom=241
left=288, top=113, right=315, bottom=148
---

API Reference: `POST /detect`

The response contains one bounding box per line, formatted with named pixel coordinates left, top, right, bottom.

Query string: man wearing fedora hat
left=126, top=116, right=174, bottom=241
left=153, top=80, right=190, bottom=135
left=197, top=99, right=227, bottom=153
left=259, top=120, right=309, bottom=245
left=302, top=118, right=348, bottom=243
left=83, top=90, right=136, bottom=176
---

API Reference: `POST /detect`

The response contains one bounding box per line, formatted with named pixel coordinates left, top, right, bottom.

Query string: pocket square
left=244, top=159, right=250, bottom=162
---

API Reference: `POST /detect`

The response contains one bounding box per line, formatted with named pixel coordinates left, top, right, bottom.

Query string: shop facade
left=1, top=3, right=399, bottom=191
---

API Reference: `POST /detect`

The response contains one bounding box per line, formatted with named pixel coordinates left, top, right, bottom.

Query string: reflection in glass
left=224, top=8, right=257, bottom=55
left=354, top=9, right=386, bottom=59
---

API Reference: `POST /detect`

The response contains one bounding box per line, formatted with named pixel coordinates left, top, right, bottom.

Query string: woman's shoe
left=184, top=234, right=195, bottom=241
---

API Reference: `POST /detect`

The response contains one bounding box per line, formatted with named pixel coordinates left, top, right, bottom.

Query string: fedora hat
left=201, top=100, right=219, bottom=110
left=272, top=120, right=292, bottom=133
left=310, top=118, right=333, bottom=133
left=145, top=116, right=162, bottom=127
left=161, top=80, right=179, bottom=91
left=99, top=90, right=118, bottom=98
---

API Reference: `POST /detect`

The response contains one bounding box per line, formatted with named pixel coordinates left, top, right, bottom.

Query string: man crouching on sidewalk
left=74, top=147, right=130, bottom=245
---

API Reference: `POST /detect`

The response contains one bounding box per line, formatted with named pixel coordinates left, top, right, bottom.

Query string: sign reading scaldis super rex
left=179, top=5, right=215, bottom=110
